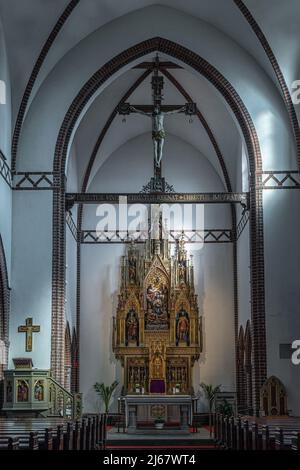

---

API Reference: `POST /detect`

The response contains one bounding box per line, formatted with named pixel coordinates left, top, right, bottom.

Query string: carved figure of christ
left=119, top=102, right=197, bottom=168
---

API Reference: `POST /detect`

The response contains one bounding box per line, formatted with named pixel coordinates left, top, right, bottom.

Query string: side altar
left=112, top=221, right=203, bottom=429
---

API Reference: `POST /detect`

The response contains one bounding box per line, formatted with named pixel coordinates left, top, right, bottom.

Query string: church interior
left=0, top=0, right=300, bottom=453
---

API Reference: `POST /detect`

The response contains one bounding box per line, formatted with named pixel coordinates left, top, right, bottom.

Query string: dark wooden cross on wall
left=118, top=56, right=197, bottom=191
left=18, top=317, right=40, bottom=352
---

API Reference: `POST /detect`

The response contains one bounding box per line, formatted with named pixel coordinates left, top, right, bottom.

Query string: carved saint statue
left=176, top=313, right=189, bottom=344
left=153, top=355, right=163, bottom=378
left=17, top=380, right=29, bottom=402
left=145, top=282, right=168, bottom=330
left=128, top=254, right=137, bottom=284
left=126, top=310, right=138, bottom=344
left=34, top=381, right=44, bottom=401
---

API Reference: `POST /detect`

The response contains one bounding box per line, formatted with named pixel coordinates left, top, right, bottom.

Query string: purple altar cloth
left=150, top=379, right=165, bottom=393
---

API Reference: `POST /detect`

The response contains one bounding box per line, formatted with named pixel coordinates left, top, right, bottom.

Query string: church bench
left=90, top=417, right=97, bottom=450
left=226, top=417, right=237, bottom=449
left=291, top=433, right=300, bottom=451
left=236, top=418, right=244, bottom=450
left=243, top=420, right=252, bottom=450
left=223, top=416, right=231, bottom=448
left=251, top=423, right=263, bottom=450
left=80, top=415, right=101, bottom=450
left=0, top=430, right=47, bottom=450
left=63, top=422, right=73, bottom=450
left=79, top=418, right=87, bottom=450
left=0, top=423, right=68, bottom=450
left=274, top=428, right=300, bottom=450
left=0, top=416, right=102, bottom=451
left=211, top=414, right=300, bottom=451
left=85, top=417, right=93, bottom=450
left=73, top=420, right=81, bottom=450
left=235, top=416, right=300, bottom=450
left=98, top=414, right=108, bottom=450
left=243, top=422, right=300, bottom=450
left=0, top=436, right=20, bottom=450
left=213, top=413, right=220, bottom=442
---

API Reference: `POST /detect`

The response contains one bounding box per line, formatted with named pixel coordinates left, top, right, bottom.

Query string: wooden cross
left=18, top=318, right=40, bottom=352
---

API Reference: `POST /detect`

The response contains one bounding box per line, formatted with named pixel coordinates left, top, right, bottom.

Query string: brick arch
left=11, top=0, right=81, bottom=172
left=234, top=0, right=300, bottom=167
left=64, top=322, right=72, bottom=392
left=244, top=320, right=253, bottom=414
left=71, top=327, right=78, bottom=393
left=52, top=37, right=265, bottom=413
left=237, top=326, right=245, bottom=412
left=0, top=235, right=9, bottom=380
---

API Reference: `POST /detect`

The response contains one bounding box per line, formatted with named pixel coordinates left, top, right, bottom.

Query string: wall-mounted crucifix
left=18, top=318, right=40, bottom=352
left=118, top=55, right=197, bottom=190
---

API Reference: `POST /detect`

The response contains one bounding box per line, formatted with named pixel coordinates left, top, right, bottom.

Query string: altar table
left=124, top=394, right=193, bottom=434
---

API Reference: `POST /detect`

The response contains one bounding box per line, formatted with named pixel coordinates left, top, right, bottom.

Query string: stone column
left=180, top=404, right=189, bottom=431
left=128, top=404, right=137, bottom=433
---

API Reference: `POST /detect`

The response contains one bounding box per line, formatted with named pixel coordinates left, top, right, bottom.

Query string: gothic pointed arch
left=0, top=235, right=9, bottom=381
left=244, top=320, right=253, bottom=414
left=71, top=327, right=78, bottom=393
left=64, top=322, right=72, bottom=392
left=237, top=325, right=246, bottom=412
left=260, top=376, right=288, bottom=416
left=52, top=37, right=265, bottom=412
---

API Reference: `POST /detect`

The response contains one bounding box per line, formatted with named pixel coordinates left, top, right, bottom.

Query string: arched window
left=260, top=376, right=288, bottom=416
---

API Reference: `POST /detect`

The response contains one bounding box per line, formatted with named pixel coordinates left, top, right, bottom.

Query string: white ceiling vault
left=0, top=0, right=299, bottom=191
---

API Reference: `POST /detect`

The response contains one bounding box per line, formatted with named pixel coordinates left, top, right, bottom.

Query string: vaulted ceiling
left=0, top=0, right=298, bottom=192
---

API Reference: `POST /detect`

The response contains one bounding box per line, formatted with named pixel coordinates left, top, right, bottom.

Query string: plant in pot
left=94, top=380, right=118, bottom=414
left=154, top=415, right=165, bottom=430
left=217, top=399, right=233, bottom=417
left=200, top=382, right=221, bottom=437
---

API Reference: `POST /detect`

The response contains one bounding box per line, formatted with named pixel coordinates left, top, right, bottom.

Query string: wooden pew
left=100, top=413, right=108, bottom=450
left=80, top=419, right=87, bottom=450
left=291, top=432, right=300, bottom=451
left=0, top=418, right=71, bottom=450
left=243, top=420, right=252, bottom=450
left=0, top=436, right=20, bottom=450
left=251, top=422, right=262, bottom=450
left=236, top=418, right=244, bottom=450
left=53, top=424, right=64, bottom=450
left=63, top=422, right=73, bottom=450
left=43, top=428, right=53, bottom=450
left=213, top=413, right=220, bottom=443
left=85, top=418, right=92, bottom=450
left=261, top=425, right=275, bottom=450
left=229, top=417, right=237, bottom=449
left=73, top=420, right=81, bottom=450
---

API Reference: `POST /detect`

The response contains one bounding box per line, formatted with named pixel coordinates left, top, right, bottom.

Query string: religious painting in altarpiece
left=113, top=234, right=202, bottom=395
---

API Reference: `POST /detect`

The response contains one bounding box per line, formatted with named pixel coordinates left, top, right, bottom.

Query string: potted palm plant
left=154, top=415, right=165, bottom=430
left=94, top=380, right=118, bottom=413
left=217, top=399, right=233, bottom=417
left=200, top=382, right=221, bottom=436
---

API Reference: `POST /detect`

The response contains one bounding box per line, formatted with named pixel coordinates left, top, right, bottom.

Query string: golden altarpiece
left=113, top=228, right=202, bottom=397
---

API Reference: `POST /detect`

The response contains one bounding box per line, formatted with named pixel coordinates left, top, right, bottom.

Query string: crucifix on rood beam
left=118, top=55, right=197, bottom=192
